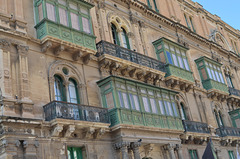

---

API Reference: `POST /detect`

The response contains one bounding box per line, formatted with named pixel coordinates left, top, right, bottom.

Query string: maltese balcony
left=216, top=126, right=240, bottom=146
left=96, top=40, right=166, bottom=85
left=227, top=87, right=240, bottom=105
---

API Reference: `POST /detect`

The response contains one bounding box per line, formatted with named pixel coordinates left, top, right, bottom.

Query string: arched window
left=121, top=27, right=130, bottom=49
left=180, top=103, right=188, bottom=120
left=215, top=110, right=224, bottom=127
left=68, top=79, right=79, bottom=104
left=54, top=75, right=65, bottom=101
left=111, top=23, right=120, bottom=45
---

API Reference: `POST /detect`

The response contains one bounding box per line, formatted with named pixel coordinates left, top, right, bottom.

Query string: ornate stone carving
left=144, top=144, right=154, bottom=157
left=54, top=45, right=65, bottom=56
left=15, top=140, right=21, bottom=147
left=82, top=127, right=95, bottom=139
left=51, top=124, right=63, bottom=137
left=41, top=41, right=52, bottom=53
left=94, top=128, right=106, bottom=139
left=17, top=44, right=29, bottom=55
left=72, top=51, right=83, bottom=61
left=82, top=54, right=92, bottom=65
left=64, top=125, right=75, bottom=138
left=0, top=39, right=10, bottom=51
left=23, top=140, right=28, bottom=148
left=34, top=140, right=39, bottom=148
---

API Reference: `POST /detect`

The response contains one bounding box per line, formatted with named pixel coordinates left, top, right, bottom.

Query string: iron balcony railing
left=182, top=120, right=210, bottom=134
left=229, top=87, right=240, bottom=97
left=96, top=40, right=166, bottom=73
left=216, top=126, right=240, bottom=137
left=43, top=101, right=109, bottom=123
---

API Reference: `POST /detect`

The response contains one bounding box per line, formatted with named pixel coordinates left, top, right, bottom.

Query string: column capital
left=114, top=141, right=130, bottom=150
left=165, top=143, right=176, bottom=151
left=17, top=44, right=29, bottom=55
left=130, top=142, right=141, bottom=149
left=175, top=144, right=182, bottom=150
left=0, top=39, right=10, bottom=51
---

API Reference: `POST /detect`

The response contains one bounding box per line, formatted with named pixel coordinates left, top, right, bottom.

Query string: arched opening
left=54, top=75, right=66, bottom=101
left=215, top=110, right=224, bottom=127
left=111, top=23, right=120, bottom=45
left=121, top=27, right=130, bottom=49
left=180, top=102, right=188, bottom=120
left=68, top=79, right=79, bottom=104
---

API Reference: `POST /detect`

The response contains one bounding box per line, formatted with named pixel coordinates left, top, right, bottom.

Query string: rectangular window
left=105, top=92, right=114, bottom=109
left=172, top=54, right=179, bottom=67
left=80, top=6, right=89, bottom=15
left=183, top=58, right=190, bottom=71
left=167, top=102, right=173, bottom=116
left=69, top=2, right=78, bottom=10
left=129, top=93, right=140, bottom=111
left=67, top=147, right=83, bottom=159
left=122, top=92, right=130, bottom=109
left=189, top=149, right=198, bottom=159
left=158, top=100, right=165, bottom=115
left=219, top=72, right=225, bottom=83
left=178, top=56, right=184, bottom=69
left=215, top=70, right=221, bottom=82
left=46, top=3, right=56, bottom=22
left=59, top=7, right=68, bottom=26
left=228, top=151, right=235, bottom=159
left=172, top=102, right=178, bottom=117
left=150, top=98, right=158, bottom=114
left=142, top=96, right=150, bottom=112
left=211, top=69, right=217, bottom=81
left=166, top=51, right=173, bottom=65
left=82, top=17, right=91, bottom=34
left=38, top=3, right=43, bottom=22
left=70, top=12, right=80, bottom=30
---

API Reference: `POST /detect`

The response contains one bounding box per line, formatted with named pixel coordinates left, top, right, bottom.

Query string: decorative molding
left=17, top=44, right=29, bottom=55
left=64, top=125, right=75, bottom=138
left=0, top=39, right=10, bottom=51
left=51, top=124, right=63, bottom=137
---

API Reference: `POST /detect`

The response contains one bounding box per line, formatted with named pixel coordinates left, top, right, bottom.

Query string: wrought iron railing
left=96, top=40, right=166, bottom=73
left=182, top=120, right=210, bottom=134
left=229, top=87, right=240, bottom=97
left=216, top=126, right=240, bottom=137
left=43, top=101, right=109, bottom=123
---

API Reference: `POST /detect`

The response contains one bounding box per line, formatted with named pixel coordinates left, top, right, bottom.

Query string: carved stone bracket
left=93, top=128, right=106, bottom=139
left=73, top=51, right=83, bottom=61
left=51, top=124, right=63, bottom=137
left=144, top=144, right=154, bottom=157
left=114, top=141, right=130, bottom=150
left=54, top=45, right=65, bottom=56
left=82, top=127, right=95, bottom=139
left=64, top=125, right=75, bottom=138
left=41, top=41, right=52, bottom=53
left=17, top=44, right=29, bottom=56
left=82, top=54, right=92, bottom=65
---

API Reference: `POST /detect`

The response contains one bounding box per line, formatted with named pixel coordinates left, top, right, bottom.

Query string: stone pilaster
left=166, top=144, right=176, bottom=159
left=114, top=141, right=130, bottom=159
left=176, top=144, right=183, bottom=159
left=130, top=142, right=141, bottom=159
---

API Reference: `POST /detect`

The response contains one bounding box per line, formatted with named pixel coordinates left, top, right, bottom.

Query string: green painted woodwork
left=165, top=64, right=194, bottom=82
left=108, top=108, right=183, bottom=130
left=229, top=109, right=240, bottom=128
left=152, top=37, right=194, bottom=83
left=97, top=76, right=183, bottom=130
left=34, top=0, right=96, bottom=50
left=195, top=56, right=228, bottom=93
left=202, top=79, right=228, bottom=93
left=67, top=147, right=83, bottom=159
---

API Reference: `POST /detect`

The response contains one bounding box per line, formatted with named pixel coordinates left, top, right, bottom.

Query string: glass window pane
left=69, top=2, right=77, bottom=10
left=172, top=54, right=179, bottom=66
left=164, top=101, right=170, bottom=115
left=207, top=67, right=212, bottom=79
left=121, top=31, right=128, bottom=49
left=168, top=102, right=173, bottom=116
left=166, top=51, right=173, bottom=64
left=58, top=0, right=66, bottom=5
left=219, top=73, right=225, bottom=83
left=133, top=94, right=140, bottom=111
left=172, top=102, right=178, bottom=117
left=215, top=70, right=221, bottom=82
left=82, top=17, right=91, bottom=34
left=183, top=58, right=190, bottom=71
left=54, top=77, right=63, bottom=101
left=158, top=100, right=165, bottom=115
left=142, top=96, right=150, bottom=112
left=38, top=3, right=43, bottom=22
left=68, top=80, right=78, bottom=104
left=59, top=7, right=68, bottom=26
left=211, top=69, right=217, bottom=81
left=71, top=12, right=80, bottom=30
left=122, top=92, right=130, bottom=109
left=80, top=6, right=88, bottom=15
left=150, top=98, right=158, bottom=114
left=46, top=3, right=56, bottom=22
left=178, top=56, right=184, bottom=69
left=118, top=91, right=124, bottom=108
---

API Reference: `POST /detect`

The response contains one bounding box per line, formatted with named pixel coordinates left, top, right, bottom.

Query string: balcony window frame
left=67, top=146, right=84, bottom=159
left=54, top=75, right=66, bottom=102
left=189, top=149, right=199, bottom=159
left=97, top=76, right=180, bottom=118
left=34, top=0, right=93, bottom=35
left=228, top=150, right=236, bottom=159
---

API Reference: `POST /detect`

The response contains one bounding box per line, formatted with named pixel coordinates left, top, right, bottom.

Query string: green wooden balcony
left=202, top=79, right=228, bottom=93
left=165, top=64, right=194, bottom=83
left=109, top=108, right=183, bottom=130
left=35, top=19, right=96, bottom=50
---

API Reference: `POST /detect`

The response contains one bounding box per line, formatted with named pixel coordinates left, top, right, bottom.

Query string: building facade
left=0, top=0, right=240, bottom=158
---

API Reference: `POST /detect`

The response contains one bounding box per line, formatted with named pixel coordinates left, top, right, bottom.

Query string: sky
left=191, top=0, right=240, bottom=30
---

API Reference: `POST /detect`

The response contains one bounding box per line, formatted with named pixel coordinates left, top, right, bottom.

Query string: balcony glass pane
left=211, top=69, right=217, bottom=81
left=106, top=92, right=114, bottom=109
left=215, top=70, right=221, bottom=82
left=70, top=12, right=80, bottom=30
left=172, top=102, right=178, bottom=117
left=219, top=73, right=225, bottom=83
left=183, top=58, right=190, bottom=71
left=59, top=7, right=68, bottom=26
left=172, top=54, right=179, bottom=66
left=166, top=51, right=173, bottom=64
left=178, top=56, right=184, bottom=69
left=46, top=3, right=56, bottom=22
left=206, top=67, right=212, bottom=79
left=38, top=3, right=43, bottom=22
left=158, top=100, right=165, bottom=115
left=150, top=98, right=158, bottom=114
left=69, top=2, right=78, bottom=10
left=142, top=96, right=150, bottom=112
left=68, top=80, right=77, bottom=104
left=82, top=17, right=91, bottom=33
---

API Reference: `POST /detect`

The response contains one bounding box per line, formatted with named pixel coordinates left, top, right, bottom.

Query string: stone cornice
left=113, top=0, right=240, bottom=60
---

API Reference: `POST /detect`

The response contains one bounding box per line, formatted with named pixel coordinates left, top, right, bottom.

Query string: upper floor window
left=189, top=149, right=199, bottom=159
left=231, top=40, right=239, bottom=54
left=228, top=151, right=236, bottom=159
left=153, top=38, right=191, bottom=72
left=225, top=74, right=234, bottom=88
left=184, top=14, right=196, bottom=32
left=195, top=57, right=225, bottom=84
left=67, top=146, right=86, bottom=159
left=180, top=103, right=188, bottom=120
left=35, top=0, right=92, bottom=34
left=147, top=0, right=159, bottom=12
left=214, top=110, right=224, bottom=127
left=111, top=23, right=130, bottom=49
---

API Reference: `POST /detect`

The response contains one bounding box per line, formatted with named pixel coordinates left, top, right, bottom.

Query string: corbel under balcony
left=227, top=87, right=240, bottom=106
left=99, top=55, right=165, bottom=85
left=165, top=76, right=194, bottom=92
left=180, top=134, right=209, bottom=145
left=40, top=36, right=96, bottom=64
left=206, top=89, right=228, bottom=102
